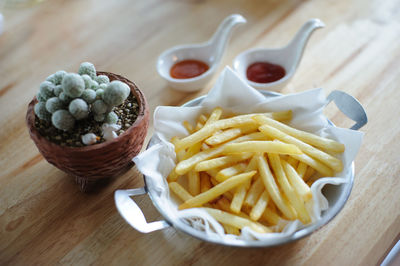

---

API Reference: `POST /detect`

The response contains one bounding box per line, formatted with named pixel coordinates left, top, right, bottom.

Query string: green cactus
left=34, top=102, right=52, bottom=121
left=92, top=99, right=108, bottom=114
left=45, top=97, right=64, bottom=113
left=81, top=74, right=92, bottom=88
left=52, top=109, right=75, bottom=131
left=59, top=92, right=72, bottom=103
left=34, top=63, right=131, bottom=139
left=62, top=73, right=85, bottom=98
left=81, top=74, right=99, bottom=90
left=78, top=62, right=96, bottom=79
left=81, top=89, right=96, bottom=103
left=69, top=98, right=89, bottom=120
left=95, top=75, right=109, bottom=85
left=36, top=92, right=47, bottom=102
left=96, top=88, right=104, bottom=100
left=46, top=70, right=66, bottom=85
left=53, top=85, right=63, bottom=97
left=103, top=81, right=130, bottom=106
left=98, top=83, right=107, bottom=90
left=46, top=74, right=57, bottom=84
left=39, top=81, right=55, bottom=99
left=105, top=111, right=118, bottom=124
left=89, top=80, right=99, bottom=90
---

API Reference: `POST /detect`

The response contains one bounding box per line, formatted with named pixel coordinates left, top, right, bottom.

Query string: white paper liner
left=133, top=67, right=364, bottom=244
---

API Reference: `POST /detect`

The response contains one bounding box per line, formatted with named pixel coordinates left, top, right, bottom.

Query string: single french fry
left=260, top=125, right=343, bottom=172
left=179, top=171, right=256, bottom=210
left=268, top=153, right=310, bottom=224
left=175, top=114, right=259, bottom=152
left=175, top=132, right=267, bottom=175
left=205, top=107, right=223, bottom=126
left=223, top=141, right=302, bottom=155
left=256, top=154, right=297, bottom=220
left=297, top=162, right=308, bottom=179
left=188, top=170, right=200, bottom=196
left=216, top=163, right=247, bottom=182
left=200, top=172, right=212, bottom=193
left=194, top=153, right=252, bottom=171
left=230, top=156, right=258, bottom=213
left=169, top=182, right=193, bottom=202
left=230, top=181, right=250, bottom=213
left=281, top=160, right=312, bottom=202
left=183, top=121, right=194, bottom=134
left=201, top=207, right=271, bottom=233
left=250, top=190, right=269, bottom=221
left=244, top=177, right=264, bottom=207
left=254, top=114, right=345, bottom=152
left=208, top=178, right=233, bottom=202
left=287, top=156, right=299, bottom=169
left=261, top=206, right=281, bottom=225
left=205, top=124, right=259, bottom=146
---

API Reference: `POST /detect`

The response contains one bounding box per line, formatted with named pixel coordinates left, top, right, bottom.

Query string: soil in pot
left=35, top=93, right=139, bottom=147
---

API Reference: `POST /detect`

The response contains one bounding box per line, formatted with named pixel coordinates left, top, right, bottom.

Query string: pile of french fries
left=167, top=107, right=345, bottom=235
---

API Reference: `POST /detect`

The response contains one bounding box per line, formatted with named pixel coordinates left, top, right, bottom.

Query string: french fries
left=179, top=171, right=256, bottom=210
left=194, top=153, right=252, bottom=171
left=202, top=207, right=271, bottom=234
left=230, top=156, right=258, bottom=213
left=205, top=124, right=259, bottom=146
left=250, top=190, right=269, bottom=221
left=259, top=125, right=343, bottom=172
left=268, top=154, right=310, bottom=224
left=254, top=114, right=345, bottom=152
left=223, top=141, right=302, bottom=155
left=167, top=108, right=345, bottom=235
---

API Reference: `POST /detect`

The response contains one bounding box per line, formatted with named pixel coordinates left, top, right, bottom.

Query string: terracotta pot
left=26, top=72, right=149, bottom=192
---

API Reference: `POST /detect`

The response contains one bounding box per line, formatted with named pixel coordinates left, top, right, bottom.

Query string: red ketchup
left=170, top=59, right=209, bottom=79
left=246, top=62, right=286, bottom=83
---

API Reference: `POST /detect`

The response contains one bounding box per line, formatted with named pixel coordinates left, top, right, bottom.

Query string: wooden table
left=1, top=0, right=399, bottom=265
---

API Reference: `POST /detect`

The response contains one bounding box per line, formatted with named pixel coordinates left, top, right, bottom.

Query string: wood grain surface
left=1, top=0, right=399, bottom=265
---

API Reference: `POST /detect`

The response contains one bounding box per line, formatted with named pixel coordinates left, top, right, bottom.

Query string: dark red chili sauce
left=170, top=59, right=209, bottom=79
left=246, top=62, right=286, bottom=83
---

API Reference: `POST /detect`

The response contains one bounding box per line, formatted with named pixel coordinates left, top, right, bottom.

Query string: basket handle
left=114, top=187, right=170, bottom=233
left=326, top=90, right=368, bottom=130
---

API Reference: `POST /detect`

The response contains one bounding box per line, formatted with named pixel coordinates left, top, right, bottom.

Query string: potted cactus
left=26, top=62, right=149, bottom=191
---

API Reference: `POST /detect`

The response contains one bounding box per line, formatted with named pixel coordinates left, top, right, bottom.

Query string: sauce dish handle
left=326, top=90, right=368, bottom=130
left=114, top=187, right=171, bottom=233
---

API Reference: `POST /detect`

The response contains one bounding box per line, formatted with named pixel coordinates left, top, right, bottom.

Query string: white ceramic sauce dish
left=157, top=14, right=246, bottom=92
left=233, top=18, right=324, bottom=91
